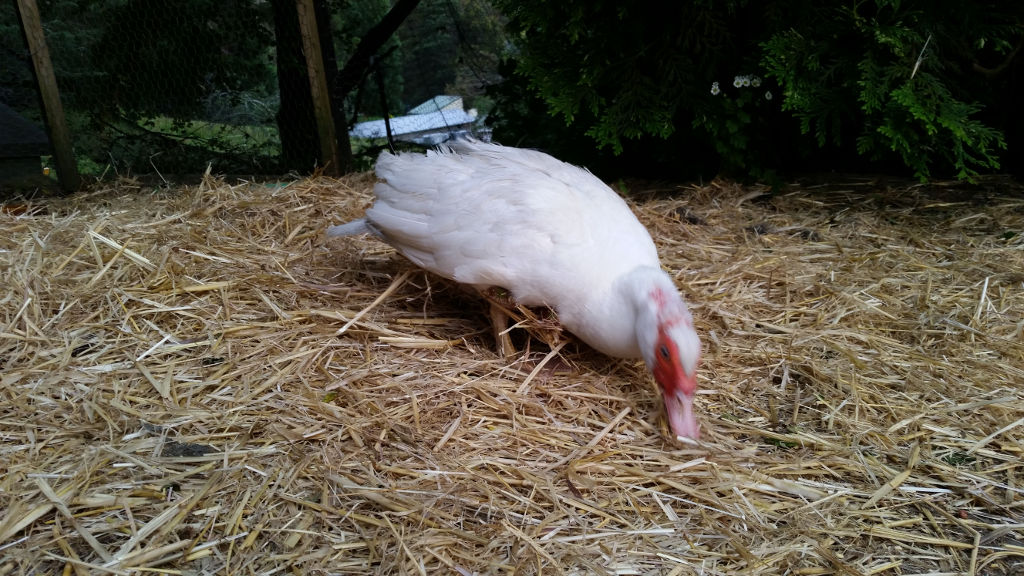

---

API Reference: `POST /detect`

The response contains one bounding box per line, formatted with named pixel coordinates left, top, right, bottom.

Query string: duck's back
left=362, top=140, right=659, bottom=313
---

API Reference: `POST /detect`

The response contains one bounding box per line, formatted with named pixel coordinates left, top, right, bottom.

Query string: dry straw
left=1, top=171, right=1022, bottom=575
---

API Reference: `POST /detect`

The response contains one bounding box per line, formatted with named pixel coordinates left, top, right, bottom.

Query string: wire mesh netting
left=0, top=0, right=503, bottom=183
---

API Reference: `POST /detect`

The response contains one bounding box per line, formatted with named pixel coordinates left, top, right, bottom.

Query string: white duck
left=328, top=140, right=702, bottom=439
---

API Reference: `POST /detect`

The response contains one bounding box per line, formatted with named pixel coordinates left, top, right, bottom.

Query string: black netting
left=0, top=0, right=503, bottom=182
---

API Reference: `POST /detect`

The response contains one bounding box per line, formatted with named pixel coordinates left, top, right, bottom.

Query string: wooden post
left=15, top=0, right=82, bottom=193
left=295, top=0, right=340, bottom=176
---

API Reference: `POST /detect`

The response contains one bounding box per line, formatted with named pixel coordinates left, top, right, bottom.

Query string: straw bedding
left=1, top=171, right=1022, bottom=575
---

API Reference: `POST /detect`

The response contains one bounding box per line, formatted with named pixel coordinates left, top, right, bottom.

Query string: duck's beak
left=664, top=388, right=699, bottom=440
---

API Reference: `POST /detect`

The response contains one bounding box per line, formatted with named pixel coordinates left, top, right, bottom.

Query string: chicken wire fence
left=0, top=0, right=499, bottom=181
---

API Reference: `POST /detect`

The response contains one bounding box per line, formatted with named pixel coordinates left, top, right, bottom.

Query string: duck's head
left=648, top=319, right=701, bottom=439
left=634, top=273, right=702, bottom=439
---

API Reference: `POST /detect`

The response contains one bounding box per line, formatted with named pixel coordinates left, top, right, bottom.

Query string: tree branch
left=333, top=0, right=422, bottom=98
left=972, top=34, right=1024, bottom=78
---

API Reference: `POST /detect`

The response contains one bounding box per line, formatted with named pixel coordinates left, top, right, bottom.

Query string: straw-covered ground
left=1, top=170, right=1023, bottom=575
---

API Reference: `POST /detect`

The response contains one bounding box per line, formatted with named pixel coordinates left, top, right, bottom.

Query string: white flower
left=733, top=76, right=743, bottom=88
left=711, top=82, right=721, bottom=96
left=751, top=76, right=761, bottom=87
left=765, top=91, right=773, bottom=101
left=741, top=76, right=751, bottom=87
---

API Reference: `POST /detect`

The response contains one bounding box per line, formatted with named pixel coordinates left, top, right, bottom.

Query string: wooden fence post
left=295, top=0, right=340, bottom=176
left=16, top=0, right=82, bottom=193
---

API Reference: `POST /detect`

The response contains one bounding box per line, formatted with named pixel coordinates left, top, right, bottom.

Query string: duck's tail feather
left=327, top=218, right=374, bottom=237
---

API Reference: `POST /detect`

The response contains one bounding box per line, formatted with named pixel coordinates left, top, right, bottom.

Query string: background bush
left=3, top=0, right=1021, bottom=180
left=490, top=0, right=1023, bottom=181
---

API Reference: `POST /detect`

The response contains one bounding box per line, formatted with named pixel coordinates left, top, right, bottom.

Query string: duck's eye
left=659, top=344, right=670, bottom=360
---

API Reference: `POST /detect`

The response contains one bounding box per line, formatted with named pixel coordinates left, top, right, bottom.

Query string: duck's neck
left=622, top=266, right=692, bottom=364
left=622, top=266, right=684, bottom=314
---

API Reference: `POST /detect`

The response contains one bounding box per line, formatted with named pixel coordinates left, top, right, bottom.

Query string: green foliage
left=330, top=0, right=405, bottom=119
left=492, top=0, right=1021, bottom=180
left=443, top=0, right=507, bottom=113
left=485, top=58, right=607, bottom=168
left=760, top=28, right=853, bottom=149
left=397, top=0, right=458, bottom=110
left=760, top=1, right=1013, bottom=180
left=693, top=74, right=786, bottom=181
left=4, top=0, right=508, bottom=177
left=1, top=0, right=115, bottom=115
left=494, top=1, right=740, bottom=155
left=333, top=0, right=506, bottom=124
left=89, top=0, right=274, bottom=120
left=2, top=0, right=280, bottom=175
left=868, top=77, right=1004, bottom=179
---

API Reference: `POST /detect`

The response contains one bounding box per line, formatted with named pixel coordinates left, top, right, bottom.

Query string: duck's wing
left=365, top=142, right=659, bottom=306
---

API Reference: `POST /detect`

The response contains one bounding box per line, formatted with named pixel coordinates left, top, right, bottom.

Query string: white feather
left=332, top=140, right=687, bottom=359
left=326, top=219, right=372, bottom=237
left=330, top=140, right=705, bottom=438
